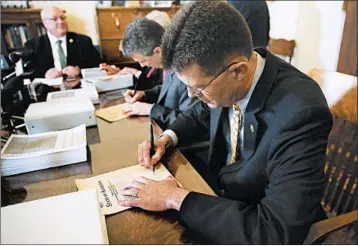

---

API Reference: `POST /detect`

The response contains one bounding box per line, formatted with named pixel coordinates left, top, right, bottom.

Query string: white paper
left=1, top=124, right=86, bottom=159
left=75, top=164, right=181, bottom=215
left=1, top=189, right=109, bottom=244
left=32, top=77, right=63, bottom=86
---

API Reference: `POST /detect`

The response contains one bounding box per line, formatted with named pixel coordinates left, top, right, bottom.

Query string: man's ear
left=230, top=62, right=248, bottom=81
left=153, top=47, right=161, bottom=56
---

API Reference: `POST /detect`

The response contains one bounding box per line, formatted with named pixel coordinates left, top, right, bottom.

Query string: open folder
left=1, top=189, right=109, bottom=244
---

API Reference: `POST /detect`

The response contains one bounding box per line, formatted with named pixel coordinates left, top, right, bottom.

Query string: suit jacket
left=134, top=66, right=164, bottom=91
left=167, top=48, right=333, bottom=244
left=228, top=0, right=270, bottom=48
left=25, top=32, right=102, bottom=78
left=144, top=70, right=204, bottom=129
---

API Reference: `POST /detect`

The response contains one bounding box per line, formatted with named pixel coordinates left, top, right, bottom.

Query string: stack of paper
left=1, top=189, right=109, bottom=244
left=95, top=103, right=132, bottom=122
left=1, top=125, right=87, bottom=177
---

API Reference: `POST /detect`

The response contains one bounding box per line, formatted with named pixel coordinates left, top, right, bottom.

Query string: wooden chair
left=322, top=116, right=358, bottom=217
left=268, top=38, right=296, bottom=63
left=304, top=209, right=357, bottom=244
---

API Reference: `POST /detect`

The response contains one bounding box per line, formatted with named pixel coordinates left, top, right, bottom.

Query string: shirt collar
left=237, top=51, right=266, bottom=112
left=47, top=32, right=66, bottom=44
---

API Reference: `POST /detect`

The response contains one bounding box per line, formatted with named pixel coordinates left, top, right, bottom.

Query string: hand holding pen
left=124, top=89, right=145, bottom=104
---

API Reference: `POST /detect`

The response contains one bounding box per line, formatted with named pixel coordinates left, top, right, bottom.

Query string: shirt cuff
left=134, top=70, right=142, bottom=79
left=147, top=103, right=154, bottom=115
left=159, top=130, right=178, bottom=147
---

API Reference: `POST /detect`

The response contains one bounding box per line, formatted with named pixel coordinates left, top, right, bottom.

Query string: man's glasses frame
left=188, top=62, right=239, bottom=97
left=43, top=15, right=67, bottom=22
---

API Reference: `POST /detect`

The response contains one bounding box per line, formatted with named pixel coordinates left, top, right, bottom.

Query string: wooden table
left=2, top=96, right=215, bottom=244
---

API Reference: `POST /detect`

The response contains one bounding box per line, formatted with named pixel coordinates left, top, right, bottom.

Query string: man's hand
left=123, top=102, right=152, bottom=116
left=118, top=67, right=139, bottom=75
left=45, top=68, right=62, bottom=78
left=138, top=135, right=172, bottom=167
left=62, top=66, right=80, bottom=77
left=100, top=63, right=120, bottom=75
left=124, top=90, right=145, bottom=103
left=119, top=176, right=189, bottom=211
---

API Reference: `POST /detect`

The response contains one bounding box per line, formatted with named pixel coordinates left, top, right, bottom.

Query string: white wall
left=30, top=1, right=99, bottom=45
left=267, top=0, right=346, bottom=74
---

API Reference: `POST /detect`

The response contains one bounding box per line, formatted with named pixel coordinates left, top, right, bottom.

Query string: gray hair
left=161, top=1, right=253, bottom=76
left=122, top=17, right=165, bottom=57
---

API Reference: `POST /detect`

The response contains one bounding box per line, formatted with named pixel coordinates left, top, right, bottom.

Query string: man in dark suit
left=119, top=1, right=333, bottom=244
left=228, top=0, right=270, bottom=48
left=106, top=17, right=204, bottom=129
left=25, top=6, right=101, bottom=101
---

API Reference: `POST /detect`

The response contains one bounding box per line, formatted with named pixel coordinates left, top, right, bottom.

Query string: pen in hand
left=150, top=124, right=156, bottom=174
left=133, top=79, right=139, bottom=100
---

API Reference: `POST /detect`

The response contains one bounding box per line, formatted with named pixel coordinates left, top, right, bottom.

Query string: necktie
left=230, top=103, right=243, bottom=165
left=56, top=40, right=66, bottom=69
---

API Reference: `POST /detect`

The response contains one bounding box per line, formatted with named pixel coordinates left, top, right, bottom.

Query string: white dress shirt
left=47, top=32, right=67, bottom=70
left=161, top=52, right=266, bottom=151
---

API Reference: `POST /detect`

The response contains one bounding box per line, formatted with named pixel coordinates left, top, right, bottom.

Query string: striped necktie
left=229, top=103, right=243, bottom=165
left=56, top=39, right=67, bottom=69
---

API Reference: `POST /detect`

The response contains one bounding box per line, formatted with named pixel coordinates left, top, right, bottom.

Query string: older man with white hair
left=25, top=5, right=102, bottom=101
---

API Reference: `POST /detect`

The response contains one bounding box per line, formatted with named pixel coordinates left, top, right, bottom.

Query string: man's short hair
left=122, top=17, right=165, bottom=57
left=161, top=1, right=253, bottom=76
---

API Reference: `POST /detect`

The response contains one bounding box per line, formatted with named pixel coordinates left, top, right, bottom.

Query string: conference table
left=2, top=93, right=215, bottom=244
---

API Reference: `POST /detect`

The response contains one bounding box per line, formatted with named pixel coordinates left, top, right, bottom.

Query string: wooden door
left=337, top=0, right=357, bottom=76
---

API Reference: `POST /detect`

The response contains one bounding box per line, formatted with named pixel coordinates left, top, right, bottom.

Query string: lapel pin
left=69, top=38, right=73, bottom=43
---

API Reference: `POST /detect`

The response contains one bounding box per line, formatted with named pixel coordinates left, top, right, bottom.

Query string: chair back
left=322, top=116, right=358, bottom=217
left=268, top=38, right=296, bottom=63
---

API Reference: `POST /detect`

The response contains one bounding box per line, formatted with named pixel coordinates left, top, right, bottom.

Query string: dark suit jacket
left=167, top=48, right=333, bottom=244
left=144, top=70, right=204, bottom=130
left=228, top=0, right=270, bottom=48
left=25, top=31, right=102, bottom=78
left=134, top=66, right=164, bottom=91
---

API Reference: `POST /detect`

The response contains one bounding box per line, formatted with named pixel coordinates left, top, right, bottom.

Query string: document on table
left=32, top=77, right=63, bottom=86
left=95, top=103, right=132, bottom=122
left=75, top=164, right=181, bottom=215
left=1, top=189, right=109, bottom=244
left=1, top=124, right=86, bottom=159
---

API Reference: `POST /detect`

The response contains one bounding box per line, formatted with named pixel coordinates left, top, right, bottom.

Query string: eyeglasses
left=43, top=15, right=67, bottom=22
left=187, top=62, right=239, bottom=97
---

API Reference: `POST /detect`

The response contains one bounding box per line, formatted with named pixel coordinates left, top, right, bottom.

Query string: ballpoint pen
left=133, top=78, right=139, bottom=98
left=150, top=124, right=156, bottom=174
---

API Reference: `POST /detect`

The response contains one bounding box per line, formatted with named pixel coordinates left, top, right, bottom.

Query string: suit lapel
left=208, top=107, right=224, bottom=160
left=42, top=34, right=55, bottom=68
left=66, top=32, right=76, bottom=65
left=241, top=48, right=279, bottom=161
left=157, top=70, right=173, bottom=103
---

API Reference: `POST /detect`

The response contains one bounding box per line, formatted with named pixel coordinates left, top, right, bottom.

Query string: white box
left=25, top=98, right=96, bottom=134
left=85, top=74, right=133, bottom=92
left=81, top=67, right=107, bottom=80
left=47, top=86, right=100, bottom=104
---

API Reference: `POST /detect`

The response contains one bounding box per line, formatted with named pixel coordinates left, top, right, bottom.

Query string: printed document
left=1, top=124, right=86, bottom=159
left=75, top=164, right=180, bottom=215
